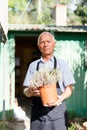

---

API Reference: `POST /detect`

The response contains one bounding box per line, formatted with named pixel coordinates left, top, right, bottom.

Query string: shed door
left=15, top=36, right=40, bottom=97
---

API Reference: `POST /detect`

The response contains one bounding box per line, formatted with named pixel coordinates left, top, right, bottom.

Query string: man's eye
left=47, top=41, right=50, bottom=43
left=40, top=42, right=43, bottom=44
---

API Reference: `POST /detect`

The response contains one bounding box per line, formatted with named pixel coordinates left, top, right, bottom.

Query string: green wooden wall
left=54, top=32, right=87, bottom=117
left=0, top=38, right=15, bottom=119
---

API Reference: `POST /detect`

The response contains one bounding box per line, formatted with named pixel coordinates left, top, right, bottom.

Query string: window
left=15, top=58, right=20, bottom=76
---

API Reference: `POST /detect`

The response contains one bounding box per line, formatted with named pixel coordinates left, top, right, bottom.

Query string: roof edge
left=8, top=24, right=87, bottom=32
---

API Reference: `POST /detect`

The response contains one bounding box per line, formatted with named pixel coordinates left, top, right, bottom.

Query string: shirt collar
left=40, top=56, right=54, bottom=63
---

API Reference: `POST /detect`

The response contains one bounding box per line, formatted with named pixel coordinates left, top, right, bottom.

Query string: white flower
left=29, top=68, right=62, bottom=88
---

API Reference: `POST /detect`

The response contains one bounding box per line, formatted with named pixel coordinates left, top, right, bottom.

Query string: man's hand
left=24, top=87, right=40, bottom=97
left=45, top=95, right=62, bottom=107
left=30, top=87, right=40, bottom=97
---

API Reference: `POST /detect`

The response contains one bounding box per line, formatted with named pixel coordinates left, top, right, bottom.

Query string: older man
left=23, top=31, right=75, bottom=130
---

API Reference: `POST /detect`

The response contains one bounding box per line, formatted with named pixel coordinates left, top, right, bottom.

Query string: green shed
left=0, top=24, right=87, bottom=119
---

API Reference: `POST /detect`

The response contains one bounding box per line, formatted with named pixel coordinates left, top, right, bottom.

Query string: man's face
left=38, top=34, right=55, bottom=56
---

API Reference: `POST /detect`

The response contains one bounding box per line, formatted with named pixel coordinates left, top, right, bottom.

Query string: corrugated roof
left=8, top=24, right=87, bottom=32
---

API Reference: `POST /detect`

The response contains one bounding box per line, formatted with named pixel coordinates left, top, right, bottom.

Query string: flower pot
left=39, top=84, right=58, bottom=106
left=83, top=122, right=87, bottom=130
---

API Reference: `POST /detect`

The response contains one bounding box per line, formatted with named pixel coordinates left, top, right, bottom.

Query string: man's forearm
left=60, top=85, right=73, bottom=101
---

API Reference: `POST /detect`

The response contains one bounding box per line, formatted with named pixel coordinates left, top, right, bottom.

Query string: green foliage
left=0, top=121, right=8, bottom=130
left=5, top=109, right=15, bottom=121
left=68, top=111, right=77, bottom=119
left=9, top=0, right=87, bottom=25
left=68, top=119, right=84, bottom=130
left=0, top=109, right=15, bottom=121
left=68, top=124, right=78, bottom=130
left=60, top=0, right=70, bottom=4
left=8, top=0, right=27, bottom=12
left=68, top=124, right=76, bottom=130
left=8, top=0, right=28, bottom=23
left=8, top=0, right=70, bottom=24
left=74, top=0, right=87, bottom=25
left=0, top=109, right=15, bottom=130
left=67, top=10, right=81, bottom=25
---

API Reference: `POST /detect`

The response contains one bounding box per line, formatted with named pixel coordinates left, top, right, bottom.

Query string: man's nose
left=44, top=42, right=48, bottom=46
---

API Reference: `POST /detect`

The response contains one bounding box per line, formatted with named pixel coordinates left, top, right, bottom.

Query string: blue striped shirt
left=23, top=56, right=75, bottom=92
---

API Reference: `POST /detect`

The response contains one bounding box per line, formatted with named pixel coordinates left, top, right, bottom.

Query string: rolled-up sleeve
left=63, top=61, right=75, bottom=86
left=23, top=63, right=36, bottom=87
left=58, top=59, right=75, bottom=92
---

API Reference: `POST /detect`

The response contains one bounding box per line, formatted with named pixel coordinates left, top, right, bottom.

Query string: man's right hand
left=24, top=87, right=40, bottom=97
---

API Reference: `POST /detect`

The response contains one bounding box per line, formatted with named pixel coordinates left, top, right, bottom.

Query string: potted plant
left=24, top=68, right=62, bottom=106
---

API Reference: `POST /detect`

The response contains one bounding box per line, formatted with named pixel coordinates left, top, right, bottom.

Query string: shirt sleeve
left=58, top=60, right=76, bottom=92
left=62, top=60, right=76, bottom=87
left=23, top=63, right=35, bottom=87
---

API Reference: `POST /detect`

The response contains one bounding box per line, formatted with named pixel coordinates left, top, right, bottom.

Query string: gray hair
left=37, top=31, right=55, bottom=45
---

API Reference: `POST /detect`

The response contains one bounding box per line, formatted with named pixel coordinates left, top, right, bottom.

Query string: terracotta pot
left=39, top=84, right=58, bottom=106
left=83, top=122, right=87, bottom=130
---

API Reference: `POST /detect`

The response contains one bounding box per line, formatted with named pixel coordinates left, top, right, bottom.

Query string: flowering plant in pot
left=24, top=68, right=62, bottom=106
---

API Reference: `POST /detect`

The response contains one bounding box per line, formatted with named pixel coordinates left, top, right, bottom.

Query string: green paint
left=54, top=33, right=87, bottom=117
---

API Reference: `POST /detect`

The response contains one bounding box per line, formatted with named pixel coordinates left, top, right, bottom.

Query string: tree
left=74, top=0, right=87, bottom=25
left=8, top=0, right=28, bottom=23
left=8, top=0, right=71, bottom=25
left=8, top=0, right=56, bottom=24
